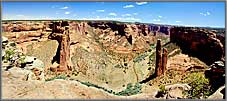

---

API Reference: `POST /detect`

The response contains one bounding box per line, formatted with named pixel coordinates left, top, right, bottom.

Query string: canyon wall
left=170, top=27, right=225, bottom=65
left=86, top=21, right=170, bottom=56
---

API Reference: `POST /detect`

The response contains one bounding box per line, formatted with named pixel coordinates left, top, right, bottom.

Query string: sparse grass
left=26, top=40, right=58, bottom=67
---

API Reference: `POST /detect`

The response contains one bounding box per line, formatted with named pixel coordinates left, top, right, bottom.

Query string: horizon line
left=2, top=19, right=225, bottom=29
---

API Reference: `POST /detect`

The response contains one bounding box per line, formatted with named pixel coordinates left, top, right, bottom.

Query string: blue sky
left=2, top=2, right=225, bottom=28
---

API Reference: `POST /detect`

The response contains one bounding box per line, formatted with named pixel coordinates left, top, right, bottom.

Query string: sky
left=2, top=2, right=225, bottom=28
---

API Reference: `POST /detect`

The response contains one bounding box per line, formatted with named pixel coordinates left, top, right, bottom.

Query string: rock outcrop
left=2, top=21, right=46, bottom=32
left=2, top=37, right=45, bottom=81
left=170, top=27, right=224, bottom=65
left=155, top=84, right=191, bottom=99
left=155, top=39, right=163, bottom=76
left=208, top=86, right=225, bottom=99
left=155, top=39, right=168, bottom=77
left=165, top=84, right=191, bottom=99
left=205, top=61, right=225, bottom=92
left=86, top=21, right=170, bottom=57
left=48, top=21, right=71, bottom=72
left=149, top=25, right=171, bottom=35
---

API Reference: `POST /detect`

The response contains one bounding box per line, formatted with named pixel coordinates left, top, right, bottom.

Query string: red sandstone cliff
left=170, top=27, right=224, bottom=65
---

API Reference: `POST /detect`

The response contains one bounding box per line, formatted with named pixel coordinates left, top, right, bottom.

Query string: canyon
left=1, top=20, right=225, bottom=99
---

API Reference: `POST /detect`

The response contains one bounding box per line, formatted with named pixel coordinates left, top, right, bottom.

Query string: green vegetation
left=17, top=55, right=26, bottom=64
left=158, top=84, right=166, bottom=94
left=133, top=53, right=148, bottom=63
left=115, top=83, right=142, bottom=96
left=183, top=72, right=211, bottom=99
left=45, top=74, right=67, bottom=81
left=4, top=49, right=15, bottom=61
left=77, top=80, right=142, bottom=96
left=79, top=81, right=114, bottom=94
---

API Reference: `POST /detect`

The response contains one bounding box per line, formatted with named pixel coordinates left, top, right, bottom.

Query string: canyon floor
left=1, top=20, right=225, bottom=99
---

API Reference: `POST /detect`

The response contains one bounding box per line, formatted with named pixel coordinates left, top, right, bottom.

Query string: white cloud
left=153, top=19, right=161, bottom=22
left=122, top=14, right=131, bottom=17
left=60, top=6, right=69, bottom=9
left=158, top=15, right=162, bottom=18
left=136, top=2, right=148, bottom=5
left=200, top=11, right=211, bottom=16
left=123, top=5, right=134, bottom=8
left=133, top=13, right=138, bottom=15
left=65, top=12, right=70, bottom=14
left=96, top=10, right=105, bottom=12
left=175, top=21, right=181, bottom=23
left=200, top=12, right=206, bottom=16
left=109, top=13, right=117, bottom=16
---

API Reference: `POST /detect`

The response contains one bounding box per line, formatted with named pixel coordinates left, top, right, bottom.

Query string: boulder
left=165, top=83, right=191, bottom=91
left=24, top=56, right=36, bottom=63
left=212, top=61, right=225, bottom=68
left=2, top=50, right=5, bottom=57
left=23, top=56, right=44, bottom=70
left=7, top=67, right=31, bottom=81
left=17, top=56, right=46, bottom=81
left=50, top=62, right=59, bottom=72
left=2, top=36, right=8, bottom=43
left=208, top=86, right=225, bottom=99
left=2, top=36, right=9, bottom=48
left=165, top=84, right=191, bottom=99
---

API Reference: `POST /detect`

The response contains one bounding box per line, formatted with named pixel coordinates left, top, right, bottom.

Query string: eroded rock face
left=86, top=21, right=170, bottom=56
left=155, top=39, right=162, bottom=76
left=48, top=21, right=71, bottom=72
left=155, top=39, right=168, bottom=77
left=208, top=86, right=225, bottom=99
left=2, top=21, right=46, bottom=32
left=170, top=27, right=224, bottom=65
left=149, top=25, right=171, bottom=35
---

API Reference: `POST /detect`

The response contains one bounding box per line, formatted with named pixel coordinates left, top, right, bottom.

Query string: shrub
left=159, top=84, right=166, bottom=94
left=4, top=49, right=15, bottom=61
left=155, top=84, right=167, bottom=98
left=183, top=73, right=211, bottom=99
left=18, top=56, right=26, bottom=64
